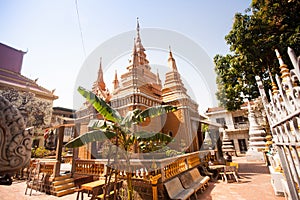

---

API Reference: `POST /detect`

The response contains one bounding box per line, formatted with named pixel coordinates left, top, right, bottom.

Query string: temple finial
left=97, top=57, right=106, bottom=91
left=168, top=45, right=177, bottom=71
left=113, top=69, right=119, bottom=90
left=275, top=49, right=290, bottom=80
left=156, top=69, right=161, bottom=85
left=268, top=66, right=278, bottom=94
left=132, top=38, right=137, bottom=64
left=169, top=45, right=174, bottom=58
left=136, top=17, right=140, bottom=32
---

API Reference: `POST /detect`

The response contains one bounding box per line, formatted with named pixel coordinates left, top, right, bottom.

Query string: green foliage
left=201, top=123, right=209, bottom=133
left=31, top=146, right=50, bottom=158
left=65, top=129, right=116, bottom=148
left=165, top=147, right=183, bottom=157
left=77, top=86, right=122, bottom=123
left=214, top=0, right=300, bottom=111
left=66, top=87, right=177, bottom=150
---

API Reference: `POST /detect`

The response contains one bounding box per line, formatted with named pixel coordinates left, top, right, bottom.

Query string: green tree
left=65, top=86, right=177, bottom=200
left=214, top=0, right=300, bottom=111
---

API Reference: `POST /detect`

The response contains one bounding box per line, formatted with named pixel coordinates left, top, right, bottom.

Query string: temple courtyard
left=0, top=155, right=285, bottom=200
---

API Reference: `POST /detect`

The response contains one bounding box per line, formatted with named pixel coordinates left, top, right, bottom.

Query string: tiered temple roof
left=0, top=43, right=58, bottom=100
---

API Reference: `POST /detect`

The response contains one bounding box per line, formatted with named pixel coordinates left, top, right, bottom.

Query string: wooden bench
left=179, top=168, right=210, bottom=198
left=164, top=177, right=194, bottom=200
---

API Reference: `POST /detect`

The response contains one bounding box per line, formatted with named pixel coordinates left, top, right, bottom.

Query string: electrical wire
left=75, top=0, right=86, bottom=58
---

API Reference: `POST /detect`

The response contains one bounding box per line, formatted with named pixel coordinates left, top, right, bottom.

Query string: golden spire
left=133, top=17, right=148, bottom=66
left=275, top=49, right=290, bottom=80
left=113, top=70, right=119, bottom=90
left=268, top=66, right=278, bottom=95
left=156, top=69, right=161, bottom=85
left=97, top=57, right=106, bottom=91
left=135, top=17, right=144, bottom=52
left=168, top=46, right=177, bottom=71
left=132, top=38, right=138, bottom=67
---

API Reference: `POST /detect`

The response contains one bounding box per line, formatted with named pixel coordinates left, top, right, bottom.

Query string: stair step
left=53, top=174, right=72, bottom=181
left=53, top=178, right=74, bottom=186
left=53, top=182, right=75, bottom=191
left=55, top=187, right=76, bottom=197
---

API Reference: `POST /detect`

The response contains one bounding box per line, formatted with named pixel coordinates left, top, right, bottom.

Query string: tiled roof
left=206, top=101, right=255, bottom=114
left=205, top=106, right=225, bottom=113
left=0, top=67, right=58, bottom=100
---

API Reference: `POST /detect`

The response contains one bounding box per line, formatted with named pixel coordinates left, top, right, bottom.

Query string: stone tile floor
left=200, top=155, right=286, bottom=200
left=0, top=155, right=286, bottom=200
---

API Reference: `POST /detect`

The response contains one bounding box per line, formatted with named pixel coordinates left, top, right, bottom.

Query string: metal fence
left=256, top=47, right=300, bottom=200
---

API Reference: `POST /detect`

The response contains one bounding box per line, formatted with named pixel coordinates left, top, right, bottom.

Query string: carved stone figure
left=0, top=96, right=33, bottom=184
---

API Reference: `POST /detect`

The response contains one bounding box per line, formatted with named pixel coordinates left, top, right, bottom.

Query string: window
left=233, top=116, right=248, bottom=124
left=216, top=118, right=226, bottom=126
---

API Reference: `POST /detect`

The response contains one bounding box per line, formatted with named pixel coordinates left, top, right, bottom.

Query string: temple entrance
left=238, top=139, right=247, bottom=153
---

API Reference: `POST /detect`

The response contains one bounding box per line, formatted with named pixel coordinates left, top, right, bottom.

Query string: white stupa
left=246, top=101, right=266, bottom=162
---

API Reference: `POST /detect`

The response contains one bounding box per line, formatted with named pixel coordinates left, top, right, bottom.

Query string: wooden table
left=81, top=180, right=106, bottom=200
left=208, top=165, right=225, bottom=180
left=208, top=165, right=225, bottom=170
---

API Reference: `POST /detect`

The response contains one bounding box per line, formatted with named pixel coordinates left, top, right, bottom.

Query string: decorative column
left=246, top=101, right=266, bottom=162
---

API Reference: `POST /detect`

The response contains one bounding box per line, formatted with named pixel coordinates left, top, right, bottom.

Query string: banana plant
left=65, top=86, right=178, bottom=200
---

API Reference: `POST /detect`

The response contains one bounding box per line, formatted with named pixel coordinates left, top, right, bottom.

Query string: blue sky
left=0, top=1, right=251, bottom=113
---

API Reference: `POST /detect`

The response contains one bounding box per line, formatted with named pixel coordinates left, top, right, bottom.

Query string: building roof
left=205, top=101, right=255, bottom=114
left=205, top=106, right=225, bottom=113
left=0, top=43, right=58, bottom=100
left=0, top=43, right=26, bottom=73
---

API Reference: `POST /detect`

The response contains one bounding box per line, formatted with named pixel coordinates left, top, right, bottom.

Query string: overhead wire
left=75, top=0, right=86, bottom=58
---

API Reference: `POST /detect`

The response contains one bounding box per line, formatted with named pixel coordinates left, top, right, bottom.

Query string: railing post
left=53, top=126, right=65, bottom=177
left=71, top=125, right=79, bottom=175
left=150, top=174, right=161, bottom=200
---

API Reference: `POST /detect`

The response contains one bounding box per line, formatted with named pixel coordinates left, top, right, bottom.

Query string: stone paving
left=0, top=155, right=286, bottom=200
left=199, top=155, right=285, bottom=200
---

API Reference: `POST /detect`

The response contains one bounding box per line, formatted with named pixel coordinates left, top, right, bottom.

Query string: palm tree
left=65, top=86, right=178, bottom=200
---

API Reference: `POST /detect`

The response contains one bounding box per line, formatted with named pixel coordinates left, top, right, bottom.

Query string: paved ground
left=199, top=155, right=285, bottom=200
left=0, top=155, right=286, bottom=200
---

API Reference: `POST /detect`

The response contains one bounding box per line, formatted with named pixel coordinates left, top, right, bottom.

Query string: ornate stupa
left=247, top=101, right=266, bottom=150
left=76, top=19, right=205, bottom=159
left=246, top=101, right=266, bottom=162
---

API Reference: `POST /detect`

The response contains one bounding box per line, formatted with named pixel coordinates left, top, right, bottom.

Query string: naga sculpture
left=0, top=96, right=33, bottom=185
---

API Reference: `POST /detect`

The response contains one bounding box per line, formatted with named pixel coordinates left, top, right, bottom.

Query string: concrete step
left=53, top=182, right=75, bottom=192
left=55, top=187, right=76, bottom=197
left=53, top=174, right=72, bottom=181
left=52, top=178, right=74, bottom=186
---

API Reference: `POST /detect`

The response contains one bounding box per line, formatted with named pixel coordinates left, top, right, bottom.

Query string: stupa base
left=246, top=148, right=266, bottom=162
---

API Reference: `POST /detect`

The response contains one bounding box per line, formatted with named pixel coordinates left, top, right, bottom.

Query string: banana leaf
left=121, top=108, right=142, bottom=127
left=88, top=119, right=114, bottom=130
left=135, top=105, right=177, bottom=122
left=65, top=130, right=116, bottom=148
left=136, top=131, right=173, bottom=143
left=78, top=86, right=122, bottom=123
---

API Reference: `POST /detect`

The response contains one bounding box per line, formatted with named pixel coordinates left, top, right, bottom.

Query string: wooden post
left=53, top=126, right=65, bottom=177
left=150, top=174, right=161, bottom=200
left=71, top=125, right=79, bottom=175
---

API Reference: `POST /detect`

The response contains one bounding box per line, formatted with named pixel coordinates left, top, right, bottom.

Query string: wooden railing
left=30, top=159, right=56, bottom=176
left=74, top=159, right=105, bottom=177
left=62, top=155, right=73, bottom=164
left=73, top=150, right=212, bottom=182
left=163, top=157, right=187, bottom=180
